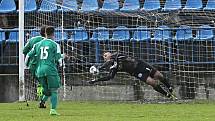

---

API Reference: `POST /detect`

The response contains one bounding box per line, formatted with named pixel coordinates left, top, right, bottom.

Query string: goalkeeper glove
left=89, top=66, right=99, bottom=75
left=87, top=79, right=96, bottom=84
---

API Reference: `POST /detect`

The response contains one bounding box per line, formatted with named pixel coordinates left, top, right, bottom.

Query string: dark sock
left=160, top=77, right=172, bottom=89
left=153, top=84, right=168, bottom=97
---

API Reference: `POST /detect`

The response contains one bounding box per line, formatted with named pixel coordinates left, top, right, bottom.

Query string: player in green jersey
left=23, top=26, right=46, bottom=105
left=25, top=26, right=63, bottom=115
left=23, top=26, right=46, bottom=74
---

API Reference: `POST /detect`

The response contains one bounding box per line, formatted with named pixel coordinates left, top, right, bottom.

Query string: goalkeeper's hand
left=89, top=66, right=99, bottom=75
left=87, top=79, right=96, bottom=84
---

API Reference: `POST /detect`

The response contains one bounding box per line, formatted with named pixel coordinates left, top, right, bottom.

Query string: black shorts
left=133, top=60, right=157, bottom=82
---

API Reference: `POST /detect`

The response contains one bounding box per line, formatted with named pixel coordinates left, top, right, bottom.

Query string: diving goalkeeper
left=88, top=52, right=177, bottom=99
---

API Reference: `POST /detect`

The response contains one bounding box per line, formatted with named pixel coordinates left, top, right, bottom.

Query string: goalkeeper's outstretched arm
left=88, top=52, right=118, bottom=84
left=88, top=66, right=117, bottom=84
left=97, top=60, right=112, bottom=71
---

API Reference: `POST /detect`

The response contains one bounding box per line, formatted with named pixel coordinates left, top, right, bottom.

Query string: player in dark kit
left=88, top=52, right=177, bottom=99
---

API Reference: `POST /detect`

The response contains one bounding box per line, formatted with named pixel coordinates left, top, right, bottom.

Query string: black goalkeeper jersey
left=95, top=53, right=157, bottom=82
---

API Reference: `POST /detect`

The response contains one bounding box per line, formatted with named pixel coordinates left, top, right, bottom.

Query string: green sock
left=50, top=92, right=58, bottom=109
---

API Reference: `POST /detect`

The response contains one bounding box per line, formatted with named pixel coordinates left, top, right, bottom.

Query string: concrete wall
left=1, top=65, right=215, bottom=102
left=0, top=66, right=18, bottom=103
left=59, top=85, right=135, bottom=101
left=58, top=84, right=215, bottom=101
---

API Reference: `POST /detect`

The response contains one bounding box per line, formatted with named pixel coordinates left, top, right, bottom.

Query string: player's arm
left=25, top=44, right=36, bottom=67
left=97, top=67, right=117, bottom=81
left=55, top=43, right=64, bottom=67
left=89, top=59, right=118, bottom=84
left=89, top=67, right=117, bottom=84
left=23, top=39, right=31, bottom=56
left=98, top=60, right=113, bottom=71
left=97, top=53, right=126, bottom=71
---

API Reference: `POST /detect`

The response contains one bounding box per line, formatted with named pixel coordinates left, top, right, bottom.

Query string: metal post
left=19, top=0, right=25, bottom=101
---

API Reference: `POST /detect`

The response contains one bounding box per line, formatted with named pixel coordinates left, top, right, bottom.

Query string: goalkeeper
left=88, top=52, right=177, bottom=99
left=23, top=26, right=46, bottom=105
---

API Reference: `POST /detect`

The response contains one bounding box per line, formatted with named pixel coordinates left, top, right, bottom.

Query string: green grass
left=0, top=101, right=215, bottom=121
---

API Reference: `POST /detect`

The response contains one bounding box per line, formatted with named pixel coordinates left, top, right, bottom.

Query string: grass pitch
left=0, top=101, right=215, bottom=121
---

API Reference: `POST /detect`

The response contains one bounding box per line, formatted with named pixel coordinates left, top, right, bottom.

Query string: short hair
left=103, top=52, right=111, bottom=55
left=40, top=26, right=47, bottom=37
left=45, top=26, right=55, bottom=37
left=102, top=50, right=117, bottom=55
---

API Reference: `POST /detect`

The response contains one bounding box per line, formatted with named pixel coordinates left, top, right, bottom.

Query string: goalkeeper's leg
left=157, top=77, right=177, bottom=100
left=153, top=71, right=175, bottom=95
left=146, top=76, right=176, bottom=99
left=145, top=77, right=168, bottom=96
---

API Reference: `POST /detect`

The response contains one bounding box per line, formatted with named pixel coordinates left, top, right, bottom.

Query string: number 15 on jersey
left=40, top=46, right=49, bottom=59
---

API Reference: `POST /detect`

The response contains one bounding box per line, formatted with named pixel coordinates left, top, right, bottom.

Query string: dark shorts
left=133, top=61, right=157, bottom=82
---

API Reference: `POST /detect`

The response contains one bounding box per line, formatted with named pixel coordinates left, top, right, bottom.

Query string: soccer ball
left=89, top=66, right=99, bottom=75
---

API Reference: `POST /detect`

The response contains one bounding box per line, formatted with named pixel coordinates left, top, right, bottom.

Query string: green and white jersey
left=23, top=36, right=44, bottom=55
left=27, top=39, right=62, bottom=77
left=23, top=36, right=44, bottom=70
